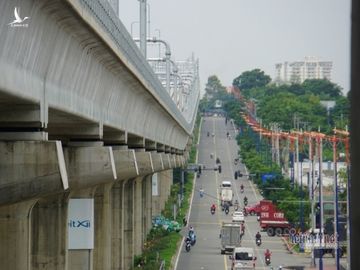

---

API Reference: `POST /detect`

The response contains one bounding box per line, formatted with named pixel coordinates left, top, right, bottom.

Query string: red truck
left=258, top=200, right=291, bottom=236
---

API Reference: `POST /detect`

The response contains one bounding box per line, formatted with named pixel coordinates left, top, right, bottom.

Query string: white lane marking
left=224, top=119, right=265, bottom=268
left=174, top=117, right=203, bottom=270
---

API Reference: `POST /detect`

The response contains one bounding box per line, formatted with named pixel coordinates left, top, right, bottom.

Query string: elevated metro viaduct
left=0, top=0, right=199, bottom=269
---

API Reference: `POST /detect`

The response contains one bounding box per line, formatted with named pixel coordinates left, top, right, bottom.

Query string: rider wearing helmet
left=240, top=184, right=244, bottom=190
left=211, top=203, right=216, bottom=210
left=264, top=249, right=271, bottom=258
left=256, top=231, right=261, bottom=240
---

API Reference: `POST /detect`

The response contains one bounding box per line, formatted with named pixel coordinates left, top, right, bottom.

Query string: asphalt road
left=175, top=116, right=344, bottom=270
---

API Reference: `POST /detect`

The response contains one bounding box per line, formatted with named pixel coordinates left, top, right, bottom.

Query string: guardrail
left=78, top=0, right=199, bottom=134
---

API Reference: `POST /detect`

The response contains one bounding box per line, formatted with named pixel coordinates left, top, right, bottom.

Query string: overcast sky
left=118, top=0, right=351, bottom=94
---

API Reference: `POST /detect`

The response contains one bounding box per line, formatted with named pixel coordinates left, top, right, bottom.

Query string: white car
left=232, top=211, right=244, bottom=223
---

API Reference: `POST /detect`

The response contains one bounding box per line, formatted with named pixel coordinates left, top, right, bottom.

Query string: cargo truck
left=258, top=200, right=290, bottom=236
left=220, top=188, right=233, bottom=206
left=220, top=222, right=242, bottom=254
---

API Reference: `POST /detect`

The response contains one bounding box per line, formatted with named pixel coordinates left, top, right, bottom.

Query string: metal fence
left=79, top=0, right=199, bottom=134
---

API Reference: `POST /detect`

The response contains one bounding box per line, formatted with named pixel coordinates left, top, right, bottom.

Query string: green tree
left=232, top=69, right=271, bottom=91
left=204, top=75, right=226, bottom=97
left=302, top=79, right=342, bottom=99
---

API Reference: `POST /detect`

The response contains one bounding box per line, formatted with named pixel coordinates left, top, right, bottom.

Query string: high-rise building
left=275, top=57, right=332, bottom=84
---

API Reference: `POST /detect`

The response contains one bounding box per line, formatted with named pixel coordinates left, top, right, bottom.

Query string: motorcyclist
left=234, top=200, right=239, bottom=210
left=240, top=184, right=244, bottom=192
left=264, top=249, right=271, bottom=258
left=243, top=196, right=248, bottom=205
left=207, top=131, right=210, bottom=137
left=224, top=202, right=230, bottom=214
left=256, top=232, right=261, bottom=240
left=189, top=226, right=194, bottom=234
left=211, top=204, right=216, bottom=212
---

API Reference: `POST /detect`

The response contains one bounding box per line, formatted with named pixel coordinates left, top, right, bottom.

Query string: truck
left=230, top=247, right=256, bottom=270
left=244, top=202, right=261, bottom=216
left=220, top=222, right=242, bottom=254
left=220, top=188, right=233, bottom=206
left=258, top=200, right=290, bottom=236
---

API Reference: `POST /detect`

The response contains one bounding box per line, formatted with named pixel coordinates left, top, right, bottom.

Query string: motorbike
left=256, top=238, right=262, bottom=246
left=189, top=231, right=196, bottom=246
left=265, top=255, right=271, bottom=265
left=224, top=208, right=229, bottom=215
left=240, top=188, right=244, bottom=193
left=185, top=238, right=191, bottom=252
left=234, top=204, right=239, bottom=211
left=207, top=132, right=210, bottom=137
left=210, top=207, right=215, bottom=215
left=244, top=199, right=248, bottom=206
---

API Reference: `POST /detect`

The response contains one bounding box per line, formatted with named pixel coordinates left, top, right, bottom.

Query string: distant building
left=275, top=57, right=332, bottom=84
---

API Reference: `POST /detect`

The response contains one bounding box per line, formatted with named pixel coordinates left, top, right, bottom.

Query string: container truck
left=220, top=222, right=242, bottom=254
left=258, top=200, right=290, bottom=236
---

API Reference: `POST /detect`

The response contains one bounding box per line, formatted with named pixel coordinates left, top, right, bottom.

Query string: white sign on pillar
left=152, top=173, right=159, bottom=196
left=68, top=198, right=94, bottom=249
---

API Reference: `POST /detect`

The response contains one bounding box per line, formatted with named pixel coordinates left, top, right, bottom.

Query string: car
left=230, top=247, right=256, bottom=270
left=232, top=211, right=244, bottom=223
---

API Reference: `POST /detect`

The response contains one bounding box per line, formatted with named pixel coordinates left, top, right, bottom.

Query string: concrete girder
left=103, top=127, right=127, bottom=145
left=161, top=153, right=172, bottom=170
left=0, top=0, right=192, bottom=151
left=0, top=141, right=67, bottom=206
left=47, top=123, right=104, bottom=141
left=112, top=148, right=138, bottom=180
left=145, top=139, right=157, bottom=151
left=127, top=134, right=145, bottom=149
left=64, top=146, right=115, bottom=190
left=171, top=154, right=177, bottom=168
left=0, top=104, right=43, bottom=128
left=134, top=151, right=154, bottom=176
left=156, top=143, right=165, bottom=152
left=165, top=145, right=171, bottom=153
left=150, top=152, right=164, bottom=172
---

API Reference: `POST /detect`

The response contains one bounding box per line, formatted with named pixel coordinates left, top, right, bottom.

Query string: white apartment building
left=275, top=57, right=332, bottom=84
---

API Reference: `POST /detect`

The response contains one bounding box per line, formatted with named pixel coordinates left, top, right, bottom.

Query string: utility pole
left=309, top=135, right=316, bottom=267
left=318, top=136, right=324, bottom=270
left=139, top=0, right=147, bottom=57
left=333, top=136, right=340, bottom=270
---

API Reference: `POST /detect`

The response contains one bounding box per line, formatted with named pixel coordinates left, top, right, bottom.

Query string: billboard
left=152, top=173, right=159, bottom=196
left=68, top=198, right=94, bottom=249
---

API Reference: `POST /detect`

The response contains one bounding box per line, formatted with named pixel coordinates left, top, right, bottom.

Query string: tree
left=204, top=75, right=225, bottom=97
left=302, top=79, right=342, bottom=99
left=233, top=69, right=271, bottom=91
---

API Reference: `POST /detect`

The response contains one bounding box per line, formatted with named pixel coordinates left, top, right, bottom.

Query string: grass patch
left=132, top=115, right=201, bottom=269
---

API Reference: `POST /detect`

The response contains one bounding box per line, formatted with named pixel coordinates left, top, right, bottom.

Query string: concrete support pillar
left=151, top=173, right=161, bottom=216
left=158, top=170, right=173, bottom=213
left=31, top=194, right=69, bottom=270
left=133, top=177, right=143, bottom=256
left=142, top=175, right=152, bottom=240
left=93, top=183, right=113, bottom=270
left=0, top=200, right=37, bottom=270
left=68, top=188, right=96, bottom=270
left=111, top=181, right=124, bottom=270
left=123, top=180, right=134, bottom=269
